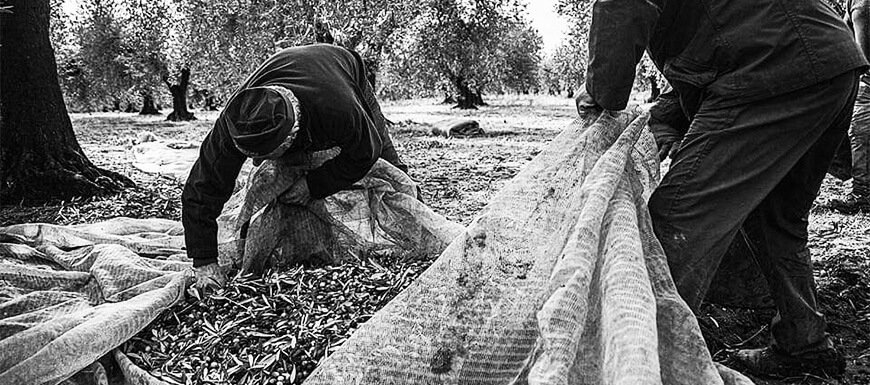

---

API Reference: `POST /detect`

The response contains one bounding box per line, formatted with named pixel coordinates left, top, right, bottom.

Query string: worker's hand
left=192, top=263, right=227, bottom=295
left=649, top=123, right=683, bottom=161
left=575, top=84, right=601, bottom=115
left=279, top=178, right=311, bottom=206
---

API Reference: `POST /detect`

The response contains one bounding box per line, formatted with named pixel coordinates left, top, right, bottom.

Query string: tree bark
left=165, top=67, right=195, bottom=121
left=140, top=93, right=160, bottom=115
left=124, top=99, right=138, bottom=113
left=0, top=0, right=133, bottom=203
left=471, top=88, right=487, bottom=106
left=451, top=76, right=477, bottom=110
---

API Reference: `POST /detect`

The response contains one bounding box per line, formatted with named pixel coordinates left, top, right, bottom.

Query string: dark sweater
left=182, top=44, right=385, bottom=267
left=586, top=0, right=868, bottom=116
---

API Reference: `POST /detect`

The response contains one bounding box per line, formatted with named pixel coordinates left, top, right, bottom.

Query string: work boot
left=826, top=192, right=870, bottom=214
left=732, top=345, right=846, bottom=378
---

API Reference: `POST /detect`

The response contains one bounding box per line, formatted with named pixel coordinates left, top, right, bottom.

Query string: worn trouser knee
left=648, top=190, right=709, bottom=311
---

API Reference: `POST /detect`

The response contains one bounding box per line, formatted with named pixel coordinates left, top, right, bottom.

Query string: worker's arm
left=584, top=0, right=661, bottom=111
left=305, top=112, right=382, bottom=199
left=347, top=48, right=409, bottom=174
left=852, top=1, right=870, bottom=65
left=182, top=117, right=246, bottom=267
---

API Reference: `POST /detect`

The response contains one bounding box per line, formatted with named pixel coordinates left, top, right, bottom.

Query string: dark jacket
left=182, top=44, right=387, bottom=267
left=586, top=0, right=869, bottom=116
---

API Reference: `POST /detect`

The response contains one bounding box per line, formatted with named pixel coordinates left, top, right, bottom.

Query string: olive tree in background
left=69, top=0, right=132, bottom=112
left=0, top=0, right=133, bottom=203
left=179, top=0, right=419, bottom=105
left=380, top=0, right=541, bottom=109
left=501, top=24, right=543, bottom=94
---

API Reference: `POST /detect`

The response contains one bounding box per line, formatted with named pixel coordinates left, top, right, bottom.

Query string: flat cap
left=223, top=85, right=299, bottom=157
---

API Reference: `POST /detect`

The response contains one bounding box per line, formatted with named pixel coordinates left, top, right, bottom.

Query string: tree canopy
left=378, top=0, right=542, bottom=107
left=53, top=0, right=545, bottom=112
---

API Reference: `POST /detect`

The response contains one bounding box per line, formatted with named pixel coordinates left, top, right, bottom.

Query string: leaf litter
left=3, top=98, right=868, bottom=385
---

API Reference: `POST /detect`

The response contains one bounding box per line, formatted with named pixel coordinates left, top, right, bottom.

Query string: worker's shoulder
left=273, top=44, right=355, bottom=61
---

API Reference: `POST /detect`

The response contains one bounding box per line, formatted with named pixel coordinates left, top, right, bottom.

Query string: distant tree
left=539, top=57, right=562, bottom=96
left=553, top=0, right=592, bottom=97
left=501, top=24, right=543, bottom=94
left=177, top=0, right=419, bottom=106
left=540, top=42, right=586, bottom=97
left=1, top=0, right=133, bottom=202
left=72, top=0, right=131, bottom=111
left=178, top=0, right=312, bottom=104
left=315, top=0, right=422, bottom=87
left=386, top=0, right=529, bottom=109
left=123, top=0, right=172, bottom=117
left=164, top=67, right=195, bottom=121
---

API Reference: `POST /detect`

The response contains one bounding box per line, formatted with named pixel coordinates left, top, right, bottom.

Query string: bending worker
left=182, top=44, right=408, bottom=293
left=576, top=0, right=867, bottom=378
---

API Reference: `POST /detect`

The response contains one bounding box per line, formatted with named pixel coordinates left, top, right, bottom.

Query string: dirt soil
left=1, top=95, right=868, bottom=384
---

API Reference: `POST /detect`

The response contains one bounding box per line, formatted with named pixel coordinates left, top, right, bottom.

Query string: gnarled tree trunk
left=165, top=67, right=195, bottom=121
left=471, top=88, right=487, bottom=106
left=451, top=75, right=477, bottom=110
left=0, top=0, right=133, bottom=203
left=124, top=99, right=138, bottom=113
left=140, top=93, right=159, bottom=115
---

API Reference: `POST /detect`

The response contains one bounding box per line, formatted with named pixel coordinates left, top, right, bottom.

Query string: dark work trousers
left=649, top=70, right=860, bottom=354
left=850, top=82, right=870, bottom=196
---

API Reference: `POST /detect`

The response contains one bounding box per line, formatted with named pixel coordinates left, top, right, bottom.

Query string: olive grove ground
left=1, top=95, right=867, bottom=384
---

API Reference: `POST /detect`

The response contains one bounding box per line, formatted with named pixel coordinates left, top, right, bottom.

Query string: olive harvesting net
left=302, top=110, right=753, bottom=385
left=0, top=110, right=753, bottom=385
left=0, top=155, right=461, bottom=384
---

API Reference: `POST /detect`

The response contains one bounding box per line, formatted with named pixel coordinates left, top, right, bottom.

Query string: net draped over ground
left=303, top=110, right=753, bottom=385
left=0, top=110, right=754, bottom=384
left=0, top=149, right=463, bottom=384
left=0, top=218, right=192, bottom=385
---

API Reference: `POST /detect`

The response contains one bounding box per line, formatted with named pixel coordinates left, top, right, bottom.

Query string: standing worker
left=576, top=0, right=867, bottom=378
left=830, top=0, right=870, bottom=213
left=183, top=44, right=408, bottom=294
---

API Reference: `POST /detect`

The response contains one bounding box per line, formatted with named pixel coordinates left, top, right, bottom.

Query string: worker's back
left=229, top=44, right=372, bottom=152
left=647, top=0, right=866, bottom=114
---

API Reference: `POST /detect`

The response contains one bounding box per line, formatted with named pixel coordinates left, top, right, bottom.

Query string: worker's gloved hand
left=193, top=262, right=227, bottom=295
left=650, top=123, right=683, bottom=161
left=279, top=178, right=312, bottom=206
left=575, top=84, right=602, bottom=115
